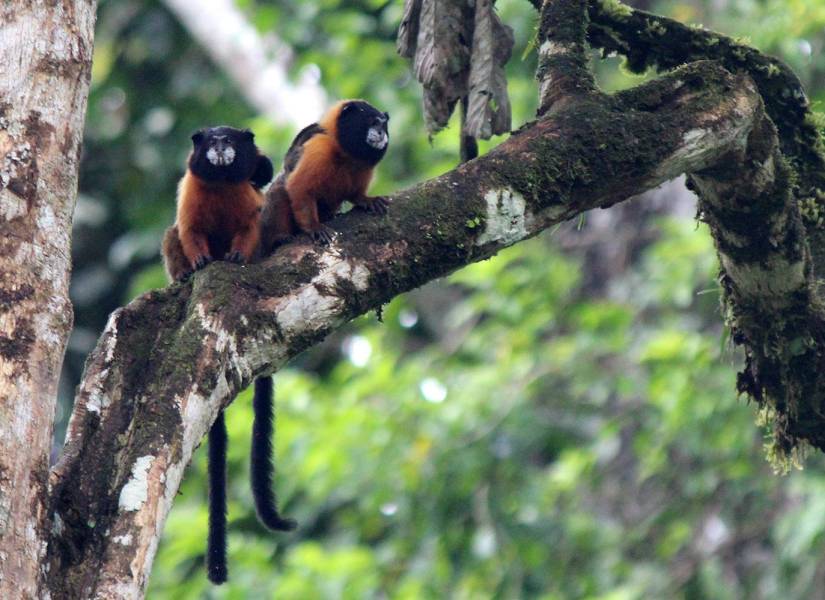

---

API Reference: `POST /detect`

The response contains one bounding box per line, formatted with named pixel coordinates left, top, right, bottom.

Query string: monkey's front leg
left=291, top=190, right=335, bottom=244
left=226, top=224, right=261, bottom=263
left=179, top=227, right=213, bottom=270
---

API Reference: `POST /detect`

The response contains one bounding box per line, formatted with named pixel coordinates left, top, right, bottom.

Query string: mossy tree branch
left=585, top=0, right=825, bottom=196
left=537, top=0, right=600, bottom=114
left=45, top=61, right=780, bottom=597
left=526, top=0, right=825, bottom=460
left=578, top=0, right=825, bottom=459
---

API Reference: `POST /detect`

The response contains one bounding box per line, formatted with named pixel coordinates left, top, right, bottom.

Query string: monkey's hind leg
left=259, top=184, right=297, bottom=257
left=161, top=225, right=193, bottom=282
left=226, top=224, right=260, bottom=264
left=250, top=376, right=297, bottom=532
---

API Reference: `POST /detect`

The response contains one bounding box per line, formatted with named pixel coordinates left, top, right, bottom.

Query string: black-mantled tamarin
left=249, top=101, right=391, bottom=580
left=259, top=99, right=390, bottom=251
left=160, top=127, right=294, bottom=585
left=161, top=126, right=274, bottom=281
left=247, top=103, right=392, bottom=572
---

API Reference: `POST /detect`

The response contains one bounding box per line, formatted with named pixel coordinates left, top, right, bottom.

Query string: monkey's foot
left=310, top=224, right=336, bottom=245
left=363, top=196, right=391, bottom=215
left=224, top=251, right=247, bottom=264
left=175, top=268, right=194, bottom=282
left=193, top=255, right=214, bottom=270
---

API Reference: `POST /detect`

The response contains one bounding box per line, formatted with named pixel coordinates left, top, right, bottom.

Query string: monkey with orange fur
left=162, top=127, right=273, bottom=281
left=259, top=99, right=390, bottom=252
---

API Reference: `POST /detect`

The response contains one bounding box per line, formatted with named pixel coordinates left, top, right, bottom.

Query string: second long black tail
left=250, top=376, right=297, bottom=531
left=207, top=412, right=228, bottom=584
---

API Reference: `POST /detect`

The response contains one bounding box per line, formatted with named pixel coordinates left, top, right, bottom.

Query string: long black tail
left=207, top=412, right=228, bottom=584
left=250, top=376, right=297, bottom=531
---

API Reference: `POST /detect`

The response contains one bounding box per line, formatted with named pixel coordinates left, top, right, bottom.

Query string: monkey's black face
left=189, top=126, right=260, bottom=183
left=337, top=101, right=389, bottom=165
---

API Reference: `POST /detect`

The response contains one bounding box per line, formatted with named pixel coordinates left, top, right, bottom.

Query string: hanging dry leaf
left=397, top=0, right=422, bottom=58
left=401, top=0, right=473, bottom=132
left=464, top=0, right=513, bottom=138
left=396, top=0, right=513, bottom=138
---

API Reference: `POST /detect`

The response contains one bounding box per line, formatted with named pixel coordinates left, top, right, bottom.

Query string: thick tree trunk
left=0, top=1, right=96, bottom=597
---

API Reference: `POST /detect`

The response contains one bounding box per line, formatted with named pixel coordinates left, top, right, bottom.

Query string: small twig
left=536, top=0, right=598, bottom=115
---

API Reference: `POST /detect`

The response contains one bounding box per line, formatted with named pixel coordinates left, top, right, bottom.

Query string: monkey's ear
left=241, top=129, right=255, bottom=141
left=251, top=155, right=274, bottom=189
left=191, top=130, right=205, bottom=146
left=383, top=111, right=390, bottom=121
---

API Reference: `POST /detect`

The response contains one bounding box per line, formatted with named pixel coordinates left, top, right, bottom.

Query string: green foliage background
left=65, top=0, right=825, bottom=597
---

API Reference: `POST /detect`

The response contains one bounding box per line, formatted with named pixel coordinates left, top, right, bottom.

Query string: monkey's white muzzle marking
left=207, top=146, right=236, bottom=166
left=366, top=128, right=388, bottom=150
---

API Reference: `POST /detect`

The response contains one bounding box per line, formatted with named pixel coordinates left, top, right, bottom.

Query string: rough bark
left=579, top=0, right=825, bottom=460
left=45, top=61, right=771, bottom=598
left=537, top=0, right=598, bottom=114
left=0, top=1, right=96, bottom=597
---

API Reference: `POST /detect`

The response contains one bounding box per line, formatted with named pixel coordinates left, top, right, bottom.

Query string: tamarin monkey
left=161, top=126, right=273, bottom=281
left=160, top=127, right=294, bottom=585
left=246, top=101, right=392, bottom=580
left=259, top=99, right=390, bottom=251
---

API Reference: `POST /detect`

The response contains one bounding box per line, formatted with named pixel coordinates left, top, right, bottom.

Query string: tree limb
left=581, top=0, right=825, bottom=459
left=585, top=0, right=825, bottom=195
left=45, top=61, right=771, bottom=597
left=537, top=0, right=599, bottom=114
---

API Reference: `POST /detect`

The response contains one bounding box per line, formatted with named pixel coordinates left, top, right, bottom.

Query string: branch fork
left=537, top=0, right=599, bottom=114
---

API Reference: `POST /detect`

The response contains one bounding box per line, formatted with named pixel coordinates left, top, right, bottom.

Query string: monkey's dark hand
left=310, top=224, right=336, bottom=245
left=363, top=196, right=391, bottom=215
left=224, top=251, right=246, bottom=264
left=175, top=268, right=194, bottom=282
left=193, top=255, right=213, bottom=270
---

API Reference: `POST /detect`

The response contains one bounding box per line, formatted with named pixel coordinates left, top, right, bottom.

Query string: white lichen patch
left=1, top=140, right=32, bottom=187
left=651, top=89, right=758, bottom=185
left=0, top=191, right=27, bottom=221
left=181, top=386, right=217, bottom=453
left=196, top=303, right=239, bottom=358
left=476, top=188, right=529, bottom=246
left=113, top=533, right=133, bottom=546
left=79, top=309, right=122, bottom=416
left=118, top=455, right=155, bottom=512
left=719, top=254, right=807, bottom=303
left=682, top=128, right=706, bottom=145
left=539, top=40, right=575, bottom=58
left=273, top=254, right=371, bottom=337
left=51, top=513, right=64, bottom=536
